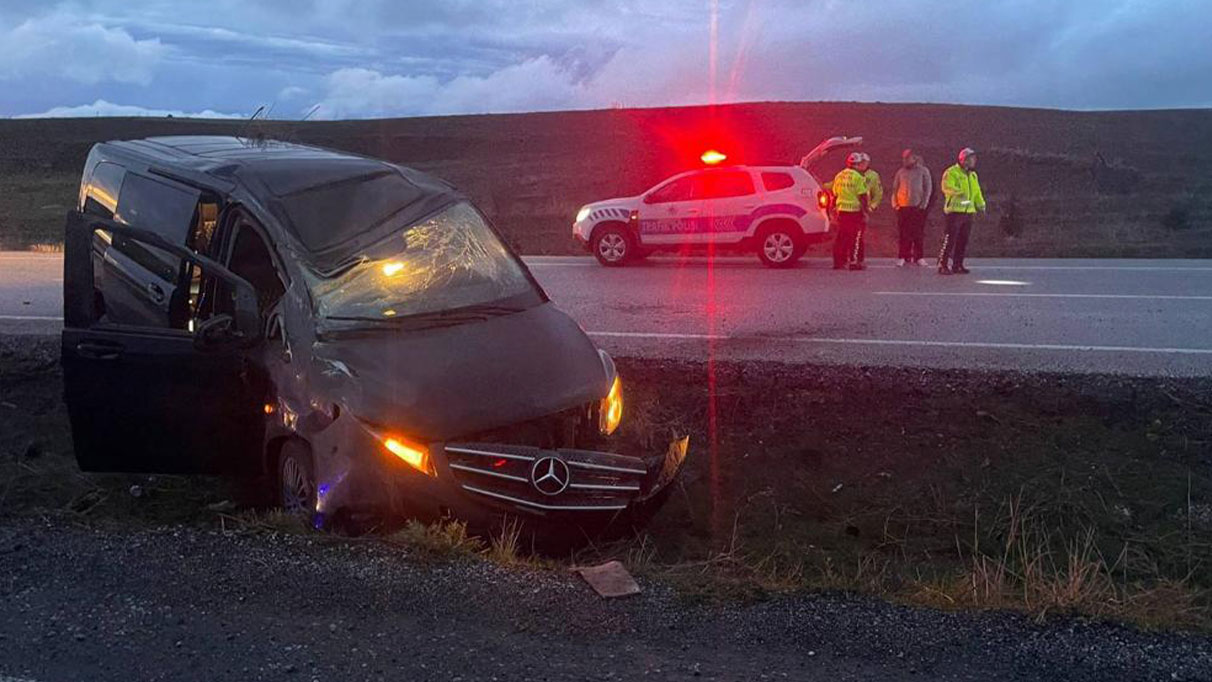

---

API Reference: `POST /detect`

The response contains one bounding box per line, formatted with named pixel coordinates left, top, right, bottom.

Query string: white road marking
left=0, top=315, right=62, bottom=321
left=520, top=258, right=1212, bottom=272
left=587, top=331, right=1212, bottom=355
left=875, top=291, right=1212, bottom=301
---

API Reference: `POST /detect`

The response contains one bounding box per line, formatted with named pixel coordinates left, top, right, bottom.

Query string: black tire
left=277, top=440, right=317, bottom=518
left=591, top=225, right=633, bottom=267
left=756, top=223, right=804, bottom=268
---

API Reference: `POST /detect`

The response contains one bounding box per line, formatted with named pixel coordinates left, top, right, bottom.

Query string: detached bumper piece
left=443, top=443, right=655, bottom=514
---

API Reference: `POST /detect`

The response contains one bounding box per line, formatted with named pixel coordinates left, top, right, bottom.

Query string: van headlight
left=576, top=206, right=592, bottom=223
left=599, top=375, right=623, bottom=436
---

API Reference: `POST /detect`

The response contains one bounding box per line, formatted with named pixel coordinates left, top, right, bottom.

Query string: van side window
left=227, top=224, right=285, bottom=313
left=83, top=162, right=125, bottom=219
left=94, top=174, right=203, bottom=330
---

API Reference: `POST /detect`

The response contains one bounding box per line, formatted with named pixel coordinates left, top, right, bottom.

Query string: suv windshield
left=306, top=202, right=539, bottom=322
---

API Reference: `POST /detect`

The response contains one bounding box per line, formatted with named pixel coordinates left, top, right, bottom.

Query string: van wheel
left=592, top=226, right=632, bottom=266
left=757, top=225, right=803, bottom=268
left=277, top=441, right=317, bottom=518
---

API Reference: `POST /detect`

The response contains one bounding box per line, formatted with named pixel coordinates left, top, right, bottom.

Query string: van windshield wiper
left=323, top=302, right=526, bottom=330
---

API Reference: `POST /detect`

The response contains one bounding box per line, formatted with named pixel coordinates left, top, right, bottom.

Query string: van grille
left=442, top=443, right=647, bottom=513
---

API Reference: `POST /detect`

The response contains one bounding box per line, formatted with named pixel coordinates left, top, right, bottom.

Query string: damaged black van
left=62, top=136, right=687, bottom=530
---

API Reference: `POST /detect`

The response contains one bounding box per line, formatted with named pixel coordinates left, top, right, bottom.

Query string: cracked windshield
left=307, top=201, right=535, bottom=320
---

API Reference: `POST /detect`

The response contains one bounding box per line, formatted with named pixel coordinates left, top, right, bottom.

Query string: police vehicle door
left=699, top=170, right=758, bottom=243
left=636, top=172, right=706, bottom=246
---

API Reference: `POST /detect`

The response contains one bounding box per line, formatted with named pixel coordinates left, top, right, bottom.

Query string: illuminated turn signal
left=599, top=376, right=623, bottom=436
left=383, top=436, right=435, bottom=476
left=381, top=261, right=405, bottom=277
left=701, top=149, right=727, bottom=165
left=817, top=191, right=831, bottom=210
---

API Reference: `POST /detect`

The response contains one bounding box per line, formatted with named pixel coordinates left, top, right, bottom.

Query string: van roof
left=107, top=135, right=411, bottom=185
left=103, top=136, right=463, bottom=264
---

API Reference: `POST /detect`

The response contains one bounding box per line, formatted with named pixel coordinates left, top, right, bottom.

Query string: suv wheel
left=757, top=226, right=803, bottom=268
left=277, top=441, right=316, bottom=517
left=592, top=226, right=632, bottom=266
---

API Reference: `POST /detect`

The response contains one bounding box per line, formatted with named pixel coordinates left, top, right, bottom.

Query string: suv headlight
left=576, top=206, right=592, bottom=223
left=599, top=375, right=623, bottom=436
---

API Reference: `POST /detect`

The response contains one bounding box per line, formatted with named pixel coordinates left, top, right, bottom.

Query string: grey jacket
left=892, top=165, right=932, bottom=209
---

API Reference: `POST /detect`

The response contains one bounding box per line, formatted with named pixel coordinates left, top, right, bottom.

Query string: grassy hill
left=2, top=101, right=1211, bottom=257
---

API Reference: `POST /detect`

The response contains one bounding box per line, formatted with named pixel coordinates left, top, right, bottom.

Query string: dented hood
left=312, top=302, right=609, bottom=441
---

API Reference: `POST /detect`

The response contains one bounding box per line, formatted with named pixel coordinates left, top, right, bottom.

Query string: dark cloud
left=2, top=0, right=1208, bottom=119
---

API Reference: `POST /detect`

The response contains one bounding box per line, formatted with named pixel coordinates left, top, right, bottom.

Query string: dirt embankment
left=2, top=101, right=1211, bottom=256
left=2, top=334, right=1210, bottom=631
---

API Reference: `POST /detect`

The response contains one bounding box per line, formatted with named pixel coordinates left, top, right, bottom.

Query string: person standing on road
left=852, top=153, right=881, bottom=268
left=891, top=150, right=931, bottom=266
left=831, top=152, right=870, bottom=271
left=937, top=148, right=986, bottom=275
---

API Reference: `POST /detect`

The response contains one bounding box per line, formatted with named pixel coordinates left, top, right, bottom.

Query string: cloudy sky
left=2, top=0, right=1209, bottom=120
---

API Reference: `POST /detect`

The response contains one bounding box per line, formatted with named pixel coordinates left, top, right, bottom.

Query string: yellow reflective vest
left=941, top=164, right=986, bottom=214
left=831, top=168, right=869, bottom=213
left=863, top=169, right=883, bottom=210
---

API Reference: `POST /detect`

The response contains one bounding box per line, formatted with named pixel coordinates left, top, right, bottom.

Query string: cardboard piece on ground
left=574, top=560, right=641, bottom=598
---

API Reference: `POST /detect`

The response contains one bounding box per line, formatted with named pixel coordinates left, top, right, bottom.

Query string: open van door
left=62, top=211, right=267, bottom=474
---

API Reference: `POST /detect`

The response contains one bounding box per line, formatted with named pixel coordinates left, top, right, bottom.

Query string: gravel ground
left=1, top=517, right=1210, bottom=682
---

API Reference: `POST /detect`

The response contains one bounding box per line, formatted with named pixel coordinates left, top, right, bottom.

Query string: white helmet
left=958, top=147, right=977, bottom=163
left=846, top=152, right=864, bottom=167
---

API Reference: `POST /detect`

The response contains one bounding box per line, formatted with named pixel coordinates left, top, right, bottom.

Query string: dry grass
left=219, top=509, right=314, bottom=535
left=388, top=519, right=484, bottom=559
left=486, top=517, right=524, bottom=565
left=897, top=495, right=1210, bottom=628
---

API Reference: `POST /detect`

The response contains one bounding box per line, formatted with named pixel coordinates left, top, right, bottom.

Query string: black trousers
left=896, top=207, right=927, bottom=260
left=833, top=212, right=865, bottom=267
left=939, top=213, right=973, bottom=268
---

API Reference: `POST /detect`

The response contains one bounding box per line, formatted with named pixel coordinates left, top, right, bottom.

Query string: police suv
left=573, top=137, right=862, bottom=267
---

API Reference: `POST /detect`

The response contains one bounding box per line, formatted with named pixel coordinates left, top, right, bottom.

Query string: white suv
left=573, top=137, right=862, bottom=267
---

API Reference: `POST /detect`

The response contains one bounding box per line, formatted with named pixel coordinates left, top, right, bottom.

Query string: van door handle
left=76, top=341, right=123, bottom=361
left=742, top=204, right=757, bottom=210
left=146, top=282, right=165, bottom=304
left=686, top=208, right=700, bottom=215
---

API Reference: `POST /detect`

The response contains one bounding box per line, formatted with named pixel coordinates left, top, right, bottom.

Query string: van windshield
left=305, top=202, right=540, bottom=322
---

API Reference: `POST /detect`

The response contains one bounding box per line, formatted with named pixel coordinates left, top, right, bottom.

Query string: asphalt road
left=4, top=252, right=1212, bottom=376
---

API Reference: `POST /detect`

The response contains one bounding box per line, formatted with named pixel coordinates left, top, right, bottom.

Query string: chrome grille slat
left=446, top=446, right=535, bottom=462
left=448, top=463, right=529, bottom=484
left=569, top=483, right=641, bottom=492
left=567, top=460, right=646, bottom=476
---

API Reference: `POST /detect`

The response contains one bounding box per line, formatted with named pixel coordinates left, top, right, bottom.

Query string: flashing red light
left=700, top=149, right=728, bottom=165
left=492, top=458, right=509, bottom=468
